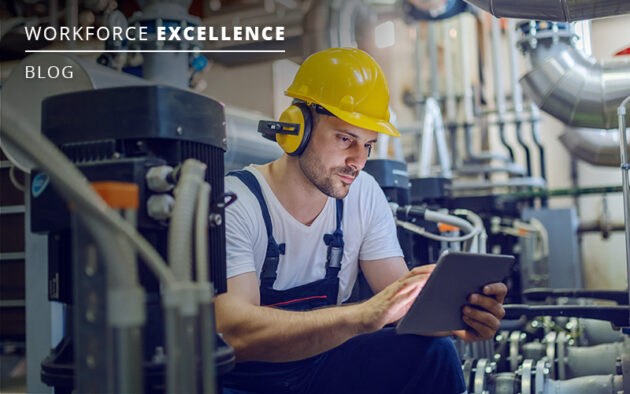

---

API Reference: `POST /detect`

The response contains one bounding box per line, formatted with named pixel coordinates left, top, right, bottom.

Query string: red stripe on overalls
left=266, top=295, right=328, bottom=307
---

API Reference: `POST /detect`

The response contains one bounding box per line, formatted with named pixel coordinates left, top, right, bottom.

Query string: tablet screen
left=396, top=252, right=514, bottom=335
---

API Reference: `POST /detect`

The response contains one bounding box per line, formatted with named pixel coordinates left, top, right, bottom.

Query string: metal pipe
left=428, top=22, right=439, bottom=99
left=458, top=16, right=508, bottom=164
left=414, top=24, right=424, bottom=113
left=559, top=127, right=630, bottom=167
left=463, top=0, right=630, bottom=22
left=195, top=183, right=217, bottom=393
left=443, top=21, right=458, bottom=170
left=459, top=16, right=474, bottom=126
left=199, top=284, right=217, bottom=394
left=491, top=17, right=514, bottom=162
left=578, top=221, right=626, bottom=234
left=452, top=177, right=546, bottom=191
left=520, top=43, right=630, bottom=130
left=529, top=103, right=548, bottom=206
left=491, top=17, right=506, bottom=122
left=618, top=95, right=630, bottom=326
left=508, top=20, right=532, bottom=176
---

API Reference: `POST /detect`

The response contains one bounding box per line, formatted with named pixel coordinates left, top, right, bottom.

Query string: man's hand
left=356, top=265, right=434, bottom=333
left=453, top=282, right=507, bottom=342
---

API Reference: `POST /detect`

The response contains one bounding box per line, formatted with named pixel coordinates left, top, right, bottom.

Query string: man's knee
left=397, top=334, right=458, bottom=357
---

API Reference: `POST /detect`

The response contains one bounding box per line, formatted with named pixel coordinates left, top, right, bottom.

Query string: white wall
left=577, top=15, right=630, bottom=290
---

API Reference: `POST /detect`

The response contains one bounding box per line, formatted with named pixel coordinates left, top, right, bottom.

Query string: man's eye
left=338, top=136, right=352, bottom=145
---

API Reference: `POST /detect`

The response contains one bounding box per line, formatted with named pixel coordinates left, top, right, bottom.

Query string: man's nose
left=346, top=143, right=368, bottom=171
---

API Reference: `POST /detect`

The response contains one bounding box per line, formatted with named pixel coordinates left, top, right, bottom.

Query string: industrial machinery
left=2, top=0, right=630, bottom=393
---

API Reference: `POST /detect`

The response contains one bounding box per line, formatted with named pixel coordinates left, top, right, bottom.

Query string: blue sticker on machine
left=32, top=173, right=50, bottom=197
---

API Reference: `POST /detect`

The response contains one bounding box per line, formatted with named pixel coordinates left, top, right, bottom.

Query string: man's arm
left=215, top=267, right=431, bottom=363
left=360, top=256, right=507, bottom=341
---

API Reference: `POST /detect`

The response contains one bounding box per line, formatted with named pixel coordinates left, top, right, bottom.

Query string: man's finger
left=462, top=316, right=494, bottom=340
left=469, top=294, right=506, bottom=319
left=482, top=283, right=508, bottom=304
left=462, top=306, right=501, bottom=332
left=410, top=264, right=435, bottom=274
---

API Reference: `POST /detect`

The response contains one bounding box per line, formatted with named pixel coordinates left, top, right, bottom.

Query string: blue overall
left=222, top=170, right=466, bottom=394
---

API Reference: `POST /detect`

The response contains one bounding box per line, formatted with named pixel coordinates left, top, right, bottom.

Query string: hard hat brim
left=288, top=93, right=400, bottom=138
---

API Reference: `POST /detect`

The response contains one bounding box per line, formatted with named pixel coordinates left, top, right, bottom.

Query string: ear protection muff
left=257, top=101, right=312, bottom=156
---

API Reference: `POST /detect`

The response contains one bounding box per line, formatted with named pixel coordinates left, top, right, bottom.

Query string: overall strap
left=227, top=170, right=285, bottom=288
left=323, top=199, right=344, bottom=278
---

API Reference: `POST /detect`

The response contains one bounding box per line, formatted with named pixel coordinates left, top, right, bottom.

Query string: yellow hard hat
left=285, top=47, right=399, bottom=138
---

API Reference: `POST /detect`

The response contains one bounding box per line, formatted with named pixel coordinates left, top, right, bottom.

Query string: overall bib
left=222, top=170, right=466, bottom=394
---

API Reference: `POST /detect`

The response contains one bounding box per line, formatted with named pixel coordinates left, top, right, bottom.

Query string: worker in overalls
left=217, top=47, right=507, bottom=394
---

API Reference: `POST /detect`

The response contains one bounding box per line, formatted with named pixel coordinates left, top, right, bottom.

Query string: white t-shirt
left=224, top=165, right=403, bottom=303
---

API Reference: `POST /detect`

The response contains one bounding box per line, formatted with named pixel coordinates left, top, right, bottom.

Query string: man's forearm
left=218, top=302, right=368, bottom=363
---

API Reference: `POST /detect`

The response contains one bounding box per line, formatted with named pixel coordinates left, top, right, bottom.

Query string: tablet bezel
left=395, top=251, right=514, bottom=335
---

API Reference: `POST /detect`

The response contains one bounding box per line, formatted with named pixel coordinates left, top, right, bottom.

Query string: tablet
left=396, top=251, right=514, bottom=335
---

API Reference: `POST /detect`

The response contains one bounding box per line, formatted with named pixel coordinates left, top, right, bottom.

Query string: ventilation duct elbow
left=517, top=22, right=630, bottom=130
left=559, top=127, right=629, bottom=167
left=463, top=0, right=630, bottom=22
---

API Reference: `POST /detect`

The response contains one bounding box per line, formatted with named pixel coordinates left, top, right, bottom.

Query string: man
left=217, top=47, right=507, bottom=394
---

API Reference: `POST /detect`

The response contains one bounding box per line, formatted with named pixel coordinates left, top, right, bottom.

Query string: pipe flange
left=521, top=359, right=535, bottom=394
left=473, top=358, right=494, bottom=394
left=509, top=331, right=523, bottom=372
left=516, top=20, right=575, bottom=54
left=544, top=331, right=557, bottom=379
left=556, top=331, right=569, bottom=380
left=534, top=359, right=549, bottom=394
left=462, top=358, right=474, bottom=392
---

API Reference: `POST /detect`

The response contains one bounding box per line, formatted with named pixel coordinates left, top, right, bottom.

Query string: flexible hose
left=0, top=102, right=177, bottom=286
left=424, top=209, right=475, bottom=235
left=168, top=160, right=207, bottom=281
left=195, top=182, right=211, bottom=283
left=396, top=219, right=479, bottom=243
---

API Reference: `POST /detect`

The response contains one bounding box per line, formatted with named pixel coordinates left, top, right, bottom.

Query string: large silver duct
left=518, top=22, right=630, bottom=130
left=463, top=0, right=630, bottom=22
left=559, top=127, right=628, bottom=167
left=1, top=54, right=281, bottom=173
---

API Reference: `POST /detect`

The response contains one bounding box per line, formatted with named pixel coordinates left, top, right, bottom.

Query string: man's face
left=298, top=114, right=378, bottom=199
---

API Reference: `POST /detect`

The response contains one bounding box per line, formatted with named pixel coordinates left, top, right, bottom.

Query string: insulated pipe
left=463, top=0, right=630, bottom=22
left=520, top=43, right=630, bottom=130
left=559, top=127, right=630, bottom=167
left=542, top=374, right=624, bottom=394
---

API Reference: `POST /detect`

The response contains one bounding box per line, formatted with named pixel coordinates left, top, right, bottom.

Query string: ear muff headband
left=276, top=102, right=312, bottom=156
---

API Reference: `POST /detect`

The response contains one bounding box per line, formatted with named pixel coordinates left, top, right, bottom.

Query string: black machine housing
left=30, top=85, right=232, bottom=391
